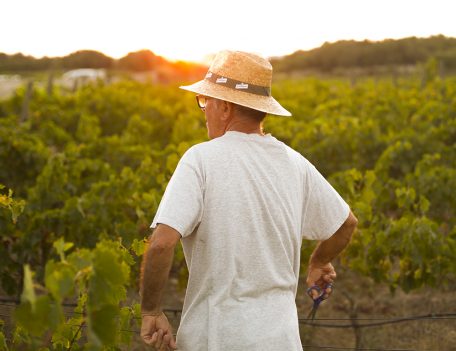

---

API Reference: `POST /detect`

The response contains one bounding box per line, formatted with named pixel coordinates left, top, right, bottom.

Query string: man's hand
left=306, top=212, right=357, bottom=298
left=140, top=224, right=180, bottom=349
left=306, top=262, right=336, bottom=298
left=141, top=312, right=177, bottom=350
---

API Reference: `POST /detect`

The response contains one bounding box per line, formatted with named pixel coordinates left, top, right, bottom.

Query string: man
left=140, top=50, right=357, bottom=351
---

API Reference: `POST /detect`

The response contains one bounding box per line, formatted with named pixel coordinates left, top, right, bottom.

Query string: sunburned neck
left=224, top=119, right=264, bottom=136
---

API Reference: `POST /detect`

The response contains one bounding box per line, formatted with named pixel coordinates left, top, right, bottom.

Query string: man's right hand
left=141, top=312, right=177, bottom=350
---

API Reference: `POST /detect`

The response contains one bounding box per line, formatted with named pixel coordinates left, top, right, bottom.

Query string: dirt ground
left=127, top=267, right=456, bottom=351
left=295, top=268, right=456, bottom=351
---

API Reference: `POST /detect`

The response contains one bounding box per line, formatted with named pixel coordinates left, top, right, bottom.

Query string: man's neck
left=224, top=119, right=264, bottom=136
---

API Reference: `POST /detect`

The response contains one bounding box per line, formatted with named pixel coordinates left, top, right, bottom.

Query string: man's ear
left=220, top=101, right=234, bottom=121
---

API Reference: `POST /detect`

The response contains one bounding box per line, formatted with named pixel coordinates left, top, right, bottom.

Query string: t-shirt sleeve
left=150, top=147, right=204, bottom=238
left=301, top=160, right=350, bottom=241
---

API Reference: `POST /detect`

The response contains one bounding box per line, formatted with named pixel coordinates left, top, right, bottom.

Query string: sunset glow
left=2, top=0, right=455, bottom=62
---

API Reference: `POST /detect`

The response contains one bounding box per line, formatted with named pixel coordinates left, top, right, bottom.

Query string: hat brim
left=180, top=80, right=292, bottom=117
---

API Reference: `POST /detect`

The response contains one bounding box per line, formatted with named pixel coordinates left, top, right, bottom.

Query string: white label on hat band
left=235, top=83, right=249, bottom=89
left=204, top=71, right=271, bottom=96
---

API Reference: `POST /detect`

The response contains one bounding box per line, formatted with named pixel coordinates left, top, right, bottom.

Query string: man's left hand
left=306, top=262, right=336, bottom=298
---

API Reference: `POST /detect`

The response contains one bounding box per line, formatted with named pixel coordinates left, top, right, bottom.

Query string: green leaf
left=45, top=260, right=76, bottom=302
left=131, top=238, right=146, bottom=256
left=10, top=199, right=25, bottom=224
left=89, top=274, right=126, bottom=306
left=0, top=185, right=25, bottom=224
left=67, top=248, right=92, bottom=271
left=87, top=242, right=130, bottom=308
left=20, top=265, right=36, bottom=311
left=92, top=245, right=129, bottom=287
left=119, top=306, right=133, bottom=345
left=132, top=303, right=141, bottom=319
left=87, top=304, right=120, bottom=347
left=53, top=238, right=74, bottom=262
left=14, top=295, right=63, bottom=336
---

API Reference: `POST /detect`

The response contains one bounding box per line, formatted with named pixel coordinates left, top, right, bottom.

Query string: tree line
left=0, top=49, right=207, bottom=81
left=271, top=35, right=456, bottom=73
left=2, top=36, right=456, bottom=76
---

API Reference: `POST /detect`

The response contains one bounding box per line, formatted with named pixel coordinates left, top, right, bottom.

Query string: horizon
left=1, top=34, right=453, bottom=65
left=2, top=0, right=455, bottom=64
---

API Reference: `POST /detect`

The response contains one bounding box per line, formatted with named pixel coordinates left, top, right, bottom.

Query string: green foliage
left=0, top=116, right=50, bottom=193
left=266, top=76, right=456, bottom=291
left=12, top=238, right=138, bottom=350
left=0, top=81, right=204, bottom=294
left=15, top=295, right=63, bottom=337
left=0, top=75, right=455, bottom=347
left=0, top=184, right=25, bottom=224
left=131, top=238, right=146, bottom=256
left=0, top=320, right=8, bottom=351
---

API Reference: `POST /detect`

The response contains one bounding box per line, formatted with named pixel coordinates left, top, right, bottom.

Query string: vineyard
left=0, top=67, right=455, bottom=350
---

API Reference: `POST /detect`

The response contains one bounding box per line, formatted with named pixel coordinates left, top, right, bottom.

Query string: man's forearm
left=309, top=211, right=358, bottom=266
left=140, top=235, right=175, bottom=314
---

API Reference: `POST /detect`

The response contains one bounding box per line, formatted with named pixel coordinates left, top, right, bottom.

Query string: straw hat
left=180, top=50, right=291, bottom=117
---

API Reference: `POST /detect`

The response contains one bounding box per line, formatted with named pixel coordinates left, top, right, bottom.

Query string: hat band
left=204, top=71, right=271, bottom=97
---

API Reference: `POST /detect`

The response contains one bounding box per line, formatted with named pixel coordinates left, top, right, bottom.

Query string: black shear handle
left=306, top=283, right=333, bottom=304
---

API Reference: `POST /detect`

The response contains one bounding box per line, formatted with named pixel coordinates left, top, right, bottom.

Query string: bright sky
left=2, top=0, right=455, bottom=63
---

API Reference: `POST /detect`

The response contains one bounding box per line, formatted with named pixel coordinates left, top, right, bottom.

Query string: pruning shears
left=306, top=283, right=333, bottom=321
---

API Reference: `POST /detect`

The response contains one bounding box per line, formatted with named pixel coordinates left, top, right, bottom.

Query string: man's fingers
left=169, top=335, right=177, bottom=349
left=142, top=333, right=153, bottom=345
left=151, top=331, right=158, bottom=344
left=140, top=314, right=177, bottom=350
left=140, top=315, right=158, bottom=345
left=324, top=272, right=336, bottom=281
left=165, top=329, right=177, bottom=350
left=154, top=329, right=164, bottom=349
left=323, top=286, right=333, bottom=298
left=142, top=330, right=175, bottom=350
left=140, top=331, right=157, bottom=346
left=160, top=333, right=174, bottom=351
left=162, top=333, right=171, bottom=348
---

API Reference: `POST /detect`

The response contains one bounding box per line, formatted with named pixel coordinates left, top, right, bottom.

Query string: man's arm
left=140, top=223, right=180, bottom=313
left=306, top=211, right=358, bottom=293
left=140, top=224, right=180, bottom=350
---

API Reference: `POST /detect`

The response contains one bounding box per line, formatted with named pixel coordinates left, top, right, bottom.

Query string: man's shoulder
left=186, top=136, right=231, bottom=156
left=179, top=139, right=223, bottom=167
left=185, top=139, right=217, bottom=155
left=282, top=143, right=303, bottom=158
left=279, top=141, right=307, bottom=163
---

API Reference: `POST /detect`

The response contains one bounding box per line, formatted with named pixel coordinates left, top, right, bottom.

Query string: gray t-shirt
left=151, top=131, right=349, bottom=351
